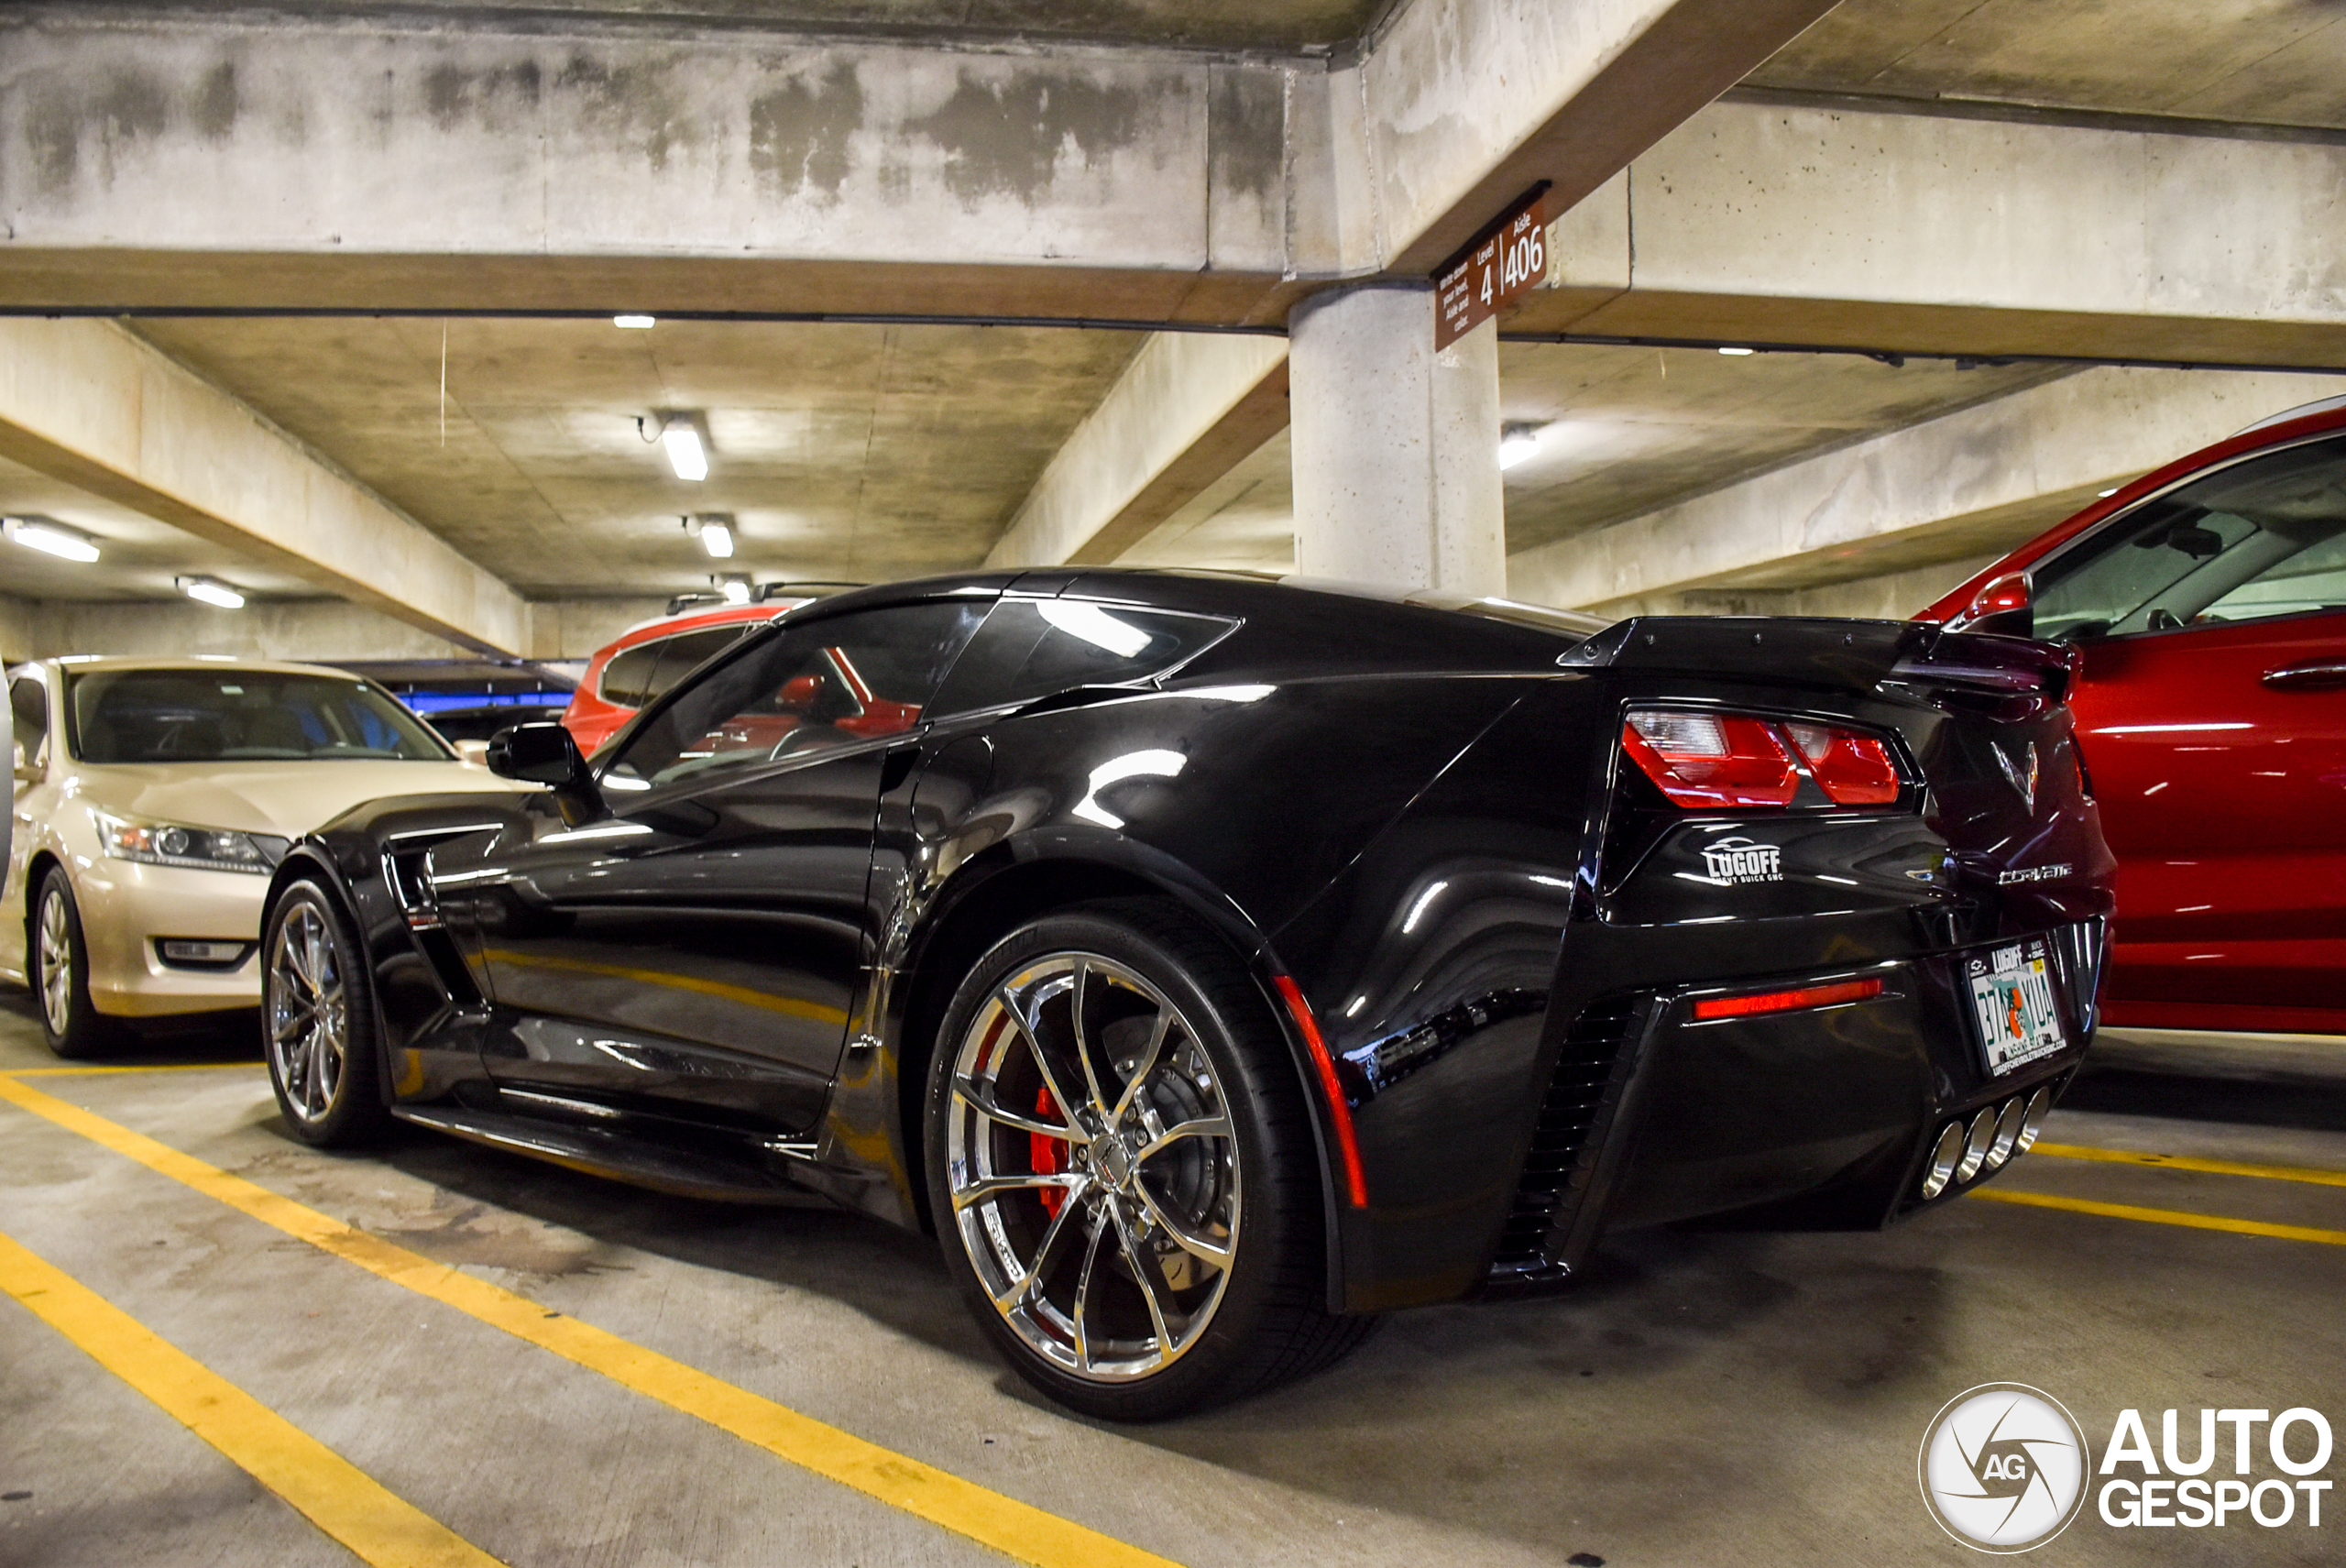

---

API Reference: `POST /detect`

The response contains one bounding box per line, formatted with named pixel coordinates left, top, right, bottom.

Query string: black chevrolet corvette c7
left=258, top=569, right=2112, bottom=1418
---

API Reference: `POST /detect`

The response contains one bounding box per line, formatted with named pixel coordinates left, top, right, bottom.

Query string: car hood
left=65, top=760, right=530, bottom=837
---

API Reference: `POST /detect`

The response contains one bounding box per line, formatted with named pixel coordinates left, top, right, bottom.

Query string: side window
left=929, top=599, right=1236, bottom=716
left=9, top=677, right=47, bottom=768
left=597, top=641, right=664, bottom=707
left=2033, top=433, right=2346, bottom=641
left=601, top=600, right=985, bottom=793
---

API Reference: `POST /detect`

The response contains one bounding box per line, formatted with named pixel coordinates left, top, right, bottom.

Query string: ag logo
left=1919, top=1384, right=2091, bottom=1552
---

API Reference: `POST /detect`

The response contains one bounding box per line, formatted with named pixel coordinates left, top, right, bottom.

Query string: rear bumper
left=1483, top=920, right=2105, bottom=1297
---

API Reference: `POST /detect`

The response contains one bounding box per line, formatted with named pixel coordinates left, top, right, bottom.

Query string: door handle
left=2261, top=662, right=2346, bottom=691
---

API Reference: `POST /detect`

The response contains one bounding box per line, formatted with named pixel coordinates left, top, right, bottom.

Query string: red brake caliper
left=1032, top=1085, right=1067, bottom=1218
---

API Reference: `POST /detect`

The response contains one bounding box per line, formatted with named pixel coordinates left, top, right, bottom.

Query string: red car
left=563, top=587, right=855, bottom=755
left=1920, top=395, right=2346, bottom=1035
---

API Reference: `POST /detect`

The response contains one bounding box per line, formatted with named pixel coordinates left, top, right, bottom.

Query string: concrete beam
left=1507, top=367, right=2346, bottom=616
left=1356, top=1, right=1841, bottom=275
left=0, top=10, right=1308, bottom=320
left=983, top=332, right=1288, bottom=569
left=0, top=2, right=1830, bottom=318
left=1519, top=96, right=2346, bottom=366
left=0, top=318, right=529, bottom=656
left=6, top=595, right=668, bottom=664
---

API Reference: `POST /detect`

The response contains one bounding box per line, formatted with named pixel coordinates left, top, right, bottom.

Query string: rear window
left=68, top=669, right=450, bottom=764
left=599, top=624, right=762, bottom=709
left=929, top=599, right=1235, bottom=717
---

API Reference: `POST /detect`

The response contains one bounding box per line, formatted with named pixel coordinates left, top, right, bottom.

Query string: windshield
left=68, top=669, right=454, bottom=764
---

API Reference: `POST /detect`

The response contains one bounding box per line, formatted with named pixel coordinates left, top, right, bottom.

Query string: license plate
left=1964, top=938, right=2066, bottom=1076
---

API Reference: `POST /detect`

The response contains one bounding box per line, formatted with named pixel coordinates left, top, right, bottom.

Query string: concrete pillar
left=1288, top=284, right=1505, bottom=596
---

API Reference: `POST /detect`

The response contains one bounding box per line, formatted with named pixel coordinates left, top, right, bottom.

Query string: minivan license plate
left=1965, top=938, right=2065, bottom=1076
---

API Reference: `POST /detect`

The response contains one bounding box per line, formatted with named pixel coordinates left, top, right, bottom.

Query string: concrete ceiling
left=55, top=1, right=1387, bottom=52
left=1752, top=0, right=2346, bottom=130
left=129, top=315, right=1144, bottom=598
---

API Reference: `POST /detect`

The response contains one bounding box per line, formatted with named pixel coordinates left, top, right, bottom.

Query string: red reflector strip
left=1272, top=974, right=1369, bottom=1209
left=1691, top=976, right=1885, bottom=1022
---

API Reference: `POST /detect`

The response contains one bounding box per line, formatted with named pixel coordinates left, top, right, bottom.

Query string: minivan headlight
left=96, top=811, right=290, bottom=874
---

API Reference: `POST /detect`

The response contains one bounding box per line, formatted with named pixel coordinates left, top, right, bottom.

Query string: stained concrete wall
left=1598, top=555, right=2003, bottom=623
left=0, top=10, right=1306, bottom=315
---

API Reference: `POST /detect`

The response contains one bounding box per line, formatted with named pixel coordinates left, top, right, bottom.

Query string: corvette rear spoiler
left=1559, top=618, right=2077, bottom=710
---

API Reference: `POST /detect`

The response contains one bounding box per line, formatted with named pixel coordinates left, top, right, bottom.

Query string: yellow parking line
left=2030, top=1140, right=2346, bottom=1189
left=0, top=1227, right=503, bottom=1568
left=3, top=1062, right=261, bottom=1077
left=1970, top=1186, right=2346, bottom=1247
left=0, top=1074, right=1179, bottom=1568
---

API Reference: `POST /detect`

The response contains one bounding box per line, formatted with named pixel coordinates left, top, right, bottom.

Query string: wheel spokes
left=991, top=1187, right=1087, bottom=1313
left=1132, top=1180, right=1233, bottom=1268
left=952, top=1071, right=1079, bottom=1142
left=995, top=983, right=1087, bottom=1140
left=1069, top=1212, right=1108, bottom=1375
left=1110, top=1008, right=1176, bottom=1123
left=951, top=1170, right=1086, bottom=1210
left=1107, top=1200, right=1179, bottom=1356
left=1135, top=1113, right=1233, bottom=1163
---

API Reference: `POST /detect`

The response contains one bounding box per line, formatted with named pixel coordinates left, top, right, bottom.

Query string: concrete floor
left=2, top=990, right=2340, bottom=1567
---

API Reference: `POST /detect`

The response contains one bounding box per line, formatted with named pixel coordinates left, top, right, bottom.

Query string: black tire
left=924, top=898, right=1370, bottom=1420
left=261, top=880, right=391, bottom=1146
left=31, top=869, right=123, bottom=1060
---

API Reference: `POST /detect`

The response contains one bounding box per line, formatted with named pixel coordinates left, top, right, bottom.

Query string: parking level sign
left=1434, top=186, right=1549, bottom=349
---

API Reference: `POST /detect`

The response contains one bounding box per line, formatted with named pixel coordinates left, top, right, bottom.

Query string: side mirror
left=486, top=722, right=593, bottom=792
left=1962, top=572, right=2034, bottom=639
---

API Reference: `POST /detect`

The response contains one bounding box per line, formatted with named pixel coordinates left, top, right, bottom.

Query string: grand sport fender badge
left=1700, top=837, right=1783, bottom=884
left=1995, top=740, right=2040, bottom=811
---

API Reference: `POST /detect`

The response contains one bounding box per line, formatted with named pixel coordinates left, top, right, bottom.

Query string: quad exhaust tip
left=1919, top=1085, right=2055, bottom=1201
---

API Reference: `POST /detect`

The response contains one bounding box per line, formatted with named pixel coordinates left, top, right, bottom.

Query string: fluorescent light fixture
left=176, top=576, right=246, bottom=609
left=1039, top=600, right=1153, bottom=657
left=1497, top=423, right=1545, bottom=470
left=661, top=416, right=708, bottom=481
left=613, top=314, right=656, bottom=329
left=695, top=517, right=734, bottom=558
left=2099, top=488, right=2120, bottom=498
left=5, top=517, right=100, bottom=563
left=716, top=575, right=751, bottom=604
left=1717, top=345, right=1756, bottom=356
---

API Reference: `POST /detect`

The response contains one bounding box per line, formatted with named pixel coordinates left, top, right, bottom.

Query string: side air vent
left=1487, top=992, right=1645, bottom=1282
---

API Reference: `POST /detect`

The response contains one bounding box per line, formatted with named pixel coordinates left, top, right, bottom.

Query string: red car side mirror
left=778, top=674, right=824, bottom=708
left=1963, top=572, right=2034, bottom=639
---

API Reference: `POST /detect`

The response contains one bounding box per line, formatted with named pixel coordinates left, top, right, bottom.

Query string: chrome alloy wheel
left=946, top=952, right=1240, bottom=1383
left=267, top=900, right=350, bottom=1124
left=35, top=883, right=71, bottom=1037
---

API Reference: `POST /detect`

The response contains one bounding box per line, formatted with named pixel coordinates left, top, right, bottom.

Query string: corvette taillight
left=1622, top=710, right=1902, bottom=810
left=1781, top=722, right=1901, bottom=806
left=1621, top=711, right=1798, bottom=809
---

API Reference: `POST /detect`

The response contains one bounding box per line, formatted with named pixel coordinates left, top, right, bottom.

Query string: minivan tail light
left=1782, top=722, right=1901, bottom=806
left=1621, top=711, right=1798, bottom=809
left=1623, top=710, right=1903, bottom=811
